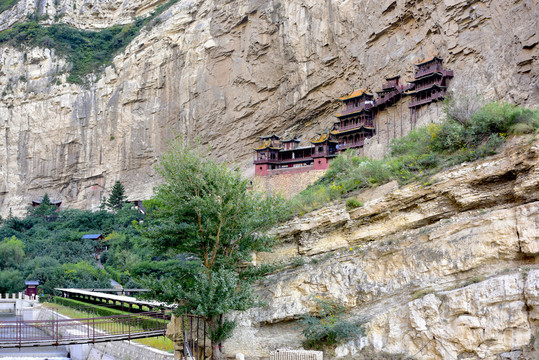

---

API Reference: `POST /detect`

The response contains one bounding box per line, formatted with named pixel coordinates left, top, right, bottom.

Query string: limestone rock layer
left=0, top=0, right=538, bottom=215
left=224, top=136, right=539, bottom=360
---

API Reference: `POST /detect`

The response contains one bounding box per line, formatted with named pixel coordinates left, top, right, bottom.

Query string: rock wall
left=0, top=0, right=538, bottom=215
left=222, top=135, right=539, bottom=359
left=253, top=168, right=326, bottom=199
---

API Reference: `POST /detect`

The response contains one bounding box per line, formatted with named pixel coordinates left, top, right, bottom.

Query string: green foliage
left=0, top=0, right=19, bottom=14
left=345, top=198, right=363, bottom=211
left=105, top=181, right=127, bottom=210
left=291, top=102, right=539, bottom=214
left=0, top=269, right=24, bottom=293
left=30, top=193, right=57, bottom=219
left=298, top=298, right=364, bottom=350
left=0, top=0, right=180, bottom=84
left=0, top=236, right=25, bottom=269
left=140, top=139, right=288, bottom=346
left=0, top=203, right=147, bottom=293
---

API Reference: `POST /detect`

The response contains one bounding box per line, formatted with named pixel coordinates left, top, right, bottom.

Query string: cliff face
left=222, top=135, right=539, bottom=360
left=0, top=0, right=538, bottom=215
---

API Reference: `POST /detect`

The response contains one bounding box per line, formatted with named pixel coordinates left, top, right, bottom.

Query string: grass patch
left=291, top=101, right=539, bottom=214
left=345, top=197, right=363, bottom=211
left=0, top=0, right=180, bottom=84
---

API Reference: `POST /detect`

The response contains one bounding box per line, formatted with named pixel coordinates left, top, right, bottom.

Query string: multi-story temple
left=333, top=90, right=376, bottom=150
left=254, top=57, right=453, bottom=176
left=253, top=132, right=337, bottom=176
left=406, top=56, right=454, bottom=114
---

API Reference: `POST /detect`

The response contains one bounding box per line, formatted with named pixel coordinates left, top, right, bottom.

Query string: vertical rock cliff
left=0, top=0, right=537, bottom=216
left=221, top=136, right=539, bottom=359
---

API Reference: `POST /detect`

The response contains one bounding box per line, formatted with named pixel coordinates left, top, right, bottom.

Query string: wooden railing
left=338, top=140, right=365, bottom=150
left=408, top=91, right=446, bottom=108
left=338, top=121, right=374, bottom=132
left=337, top=103, right=374, bottom=116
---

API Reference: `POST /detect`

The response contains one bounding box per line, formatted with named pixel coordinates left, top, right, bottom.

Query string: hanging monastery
left=254, top=57, right=453, bottom=176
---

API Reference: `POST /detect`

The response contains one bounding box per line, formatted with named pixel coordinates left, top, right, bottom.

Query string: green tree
left=141, top=139, right=287, bottom=360
left=0, top=269, right=25, bottom=293
left=0, top=236, right=25, bottom=269
left=106, top=180, right=127, bottom=210
left=31, top=193, right=57, bottom=219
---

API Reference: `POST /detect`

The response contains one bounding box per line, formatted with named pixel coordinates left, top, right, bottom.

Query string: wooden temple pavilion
left=406, top=56, right=453, bottom=110
left=253, top=133, right=337, bottom=176
left=333, top=89, right=376, bottom=150
left=375, top=76, right=409, bottom=109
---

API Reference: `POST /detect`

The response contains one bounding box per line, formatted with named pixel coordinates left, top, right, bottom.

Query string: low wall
left=253, top=169, right=326, bottom=199
left=87, top=340, right=174, bottom=360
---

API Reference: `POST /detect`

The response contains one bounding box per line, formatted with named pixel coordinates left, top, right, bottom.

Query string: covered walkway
left=55, top=288, right=172, bottom=313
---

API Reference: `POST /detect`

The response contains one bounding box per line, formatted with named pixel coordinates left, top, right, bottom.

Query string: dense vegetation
left=0, top=194, right=155, bottom=294
left=0, top=0, right=18, bottom=14
left=291, top=101, right=539, bottom=214
left=0, top=0, right=178, bottom=84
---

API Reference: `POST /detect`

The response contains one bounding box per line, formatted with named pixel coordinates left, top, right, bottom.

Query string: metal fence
left=0, top=310, right=168, bottom=348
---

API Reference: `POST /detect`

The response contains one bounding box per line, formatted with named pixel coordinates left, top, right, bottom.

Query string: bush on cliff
left=291, top=101, right=539, bottom=214
left=0, top=0, right=18, bottom=14
left=298, top=297, right=364, bottom=350
left=0, top=0, right=180, bottom=84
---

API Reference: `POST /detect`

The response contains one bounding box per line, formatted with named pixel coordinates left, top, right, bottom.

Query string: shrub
left=345, top=198, right=363, bottom=211
left=298, top=298, right=364, bottom=350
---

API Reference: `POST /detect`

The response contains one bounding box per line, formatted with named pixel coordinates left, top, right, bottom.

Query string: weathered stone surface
left=222, top=137, right=539, bottom=359
left=1, top=0, right=538, bottom=216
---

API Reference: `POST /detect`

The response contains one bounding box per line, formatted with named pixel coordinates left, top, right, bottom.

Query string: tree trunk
left=210, top=316, right=224, bottom=360
left=212, top=343, right=223, bottom=360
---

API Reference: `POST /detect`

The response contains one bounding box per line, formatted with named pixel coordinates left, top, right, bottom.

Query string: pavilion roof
left=414, top=56, right=443, bottom=66
left=338, top=89, right=373, bottom=101
left=253, top=140, right=282, bottom=151
left=82, top=234, right=103, bottom=240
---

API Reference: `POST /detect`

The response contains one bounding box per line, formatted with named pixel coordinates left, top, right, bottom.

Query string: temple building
left=253, top=132, right=336, bottom=176
left=406, top=56, right=453, bottom=115
left=375, top=76, right=406, bottom=109
left=253, top=57, right=454, bottom=176
left=333, top=90, right=376, bottom=150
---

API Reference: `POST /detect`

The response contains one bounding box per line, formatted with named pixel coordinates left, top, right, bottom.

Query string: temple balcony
left=408, top=91, right=446, bottom=108
left=279, top=155, right=314, bottom=164
left=338, top=120, right=374, bottom=132
left=414, top=64, right=444, bottom=79
left=413, top=80, right=443, bottom=93
left=337, top=102, right=374, bottom=117
left=338, top=139, right=365, bottom=150
left=254, top=159, right=281, bottom=165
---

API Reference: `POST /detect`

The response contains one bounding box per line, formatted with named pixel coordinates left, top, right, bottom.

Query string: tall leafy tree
left=0, top=236, right=25, bottom=270
left=141, top=139, right=287, bottom=359
left=106, top=180, right=127, bottom=210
